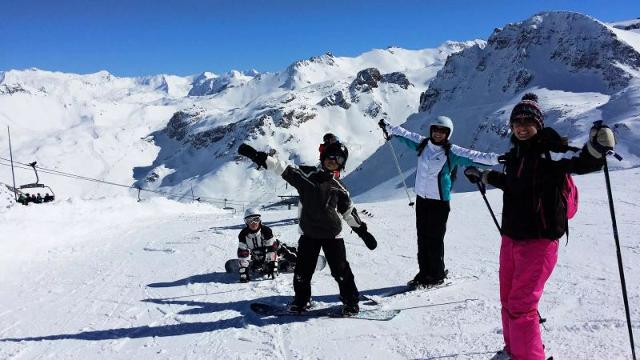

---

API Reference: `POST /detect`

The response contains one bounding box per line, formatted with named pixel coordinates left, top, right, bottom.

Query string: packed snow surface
left=0, top=168, right=638, bottom=359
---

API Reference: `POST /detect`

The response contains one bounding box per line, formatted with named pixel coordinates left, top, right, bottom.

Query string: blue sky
left=1, top=0, right=639, bottom=76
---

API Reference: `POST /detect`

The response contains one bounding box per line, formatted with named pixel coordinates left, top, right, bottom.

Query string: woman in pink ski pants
left=467, top=93, right=614, bottom=359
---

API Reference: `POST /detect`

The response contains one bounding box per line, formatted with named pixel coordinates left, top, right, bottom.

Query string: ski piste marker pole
left=379, top=119, right=414, bottom=207
left=598, top=141, right=635, bottom=360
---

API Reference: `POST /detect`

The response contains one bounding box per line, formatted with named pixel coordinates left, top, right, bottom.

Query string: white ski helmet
left=244, top=207, right=261, bottom=219
left=430, top=116, right=454, bottom=139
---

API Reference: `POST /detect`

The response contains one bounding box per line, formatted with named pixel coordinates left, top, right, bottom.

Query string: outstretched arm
left=382, top=122, right=424, bottom=150
left=450, top=144, right=500, bottom=167
left=238, top=143, right=315, bottom=192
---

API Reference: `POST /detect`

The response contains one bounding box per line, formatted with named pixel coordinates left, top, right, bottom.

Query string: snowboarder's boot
left=341, top=303, right=360, bottom=316
left=287, top=298, right=312, bottom=313
left=239, top=267, right=250, bottom=283
left=408, top=270, right=448, bottom=289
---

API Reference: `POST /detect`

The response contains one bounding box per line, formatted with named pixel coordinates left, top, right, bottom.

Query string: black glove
left=378, top=119, right=390, bottom=140
left=238, top=143, right=268, bottom=169
left=352, top=222, right=377, bottom=250
left=464, top=166, right=482, bottom=184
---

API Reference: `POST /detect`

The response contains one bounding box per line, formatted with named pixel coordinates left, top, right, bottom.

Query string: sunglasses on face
left=245, top=216, right=261, bottom=225
left=431, top=126, right=449, bottom=134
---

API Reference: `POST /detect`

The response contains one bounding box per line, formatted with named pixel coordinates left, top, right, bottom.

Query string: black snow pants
left=415, top=196, right=450, bottom=281
left=292, top=235, right=359, bottom=306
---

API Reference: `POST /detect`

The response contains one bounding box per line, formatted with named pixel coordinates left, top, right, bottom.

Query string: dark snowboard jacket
left=264, top=157, right=364, bottom=239
left=485, top=128, right=603, bottom=241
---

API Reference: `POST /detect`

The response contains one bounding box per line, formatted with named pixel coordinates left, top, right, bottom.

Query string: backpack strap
left=416, top=138, right=429, bottom=157
left=443, top=142, right=454, bottom=176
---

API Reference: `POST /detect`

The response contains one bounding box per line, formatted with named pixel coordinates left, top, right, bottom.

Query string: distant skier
left=237, top=208, right=280, bottom=282
left=464, top=93, right=615, bottom=360
left=17, top=193, right=28, bottom=205
left=238, top=140, right=377, bottom=315
left=378, top=116, right=500, bottom=288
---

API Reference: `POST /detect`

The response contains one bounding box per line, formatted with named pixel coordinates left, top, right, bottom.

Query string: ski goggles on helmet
left=325, top=154, right=346, bottom=166
left=244, top=215, right=261, bottom=225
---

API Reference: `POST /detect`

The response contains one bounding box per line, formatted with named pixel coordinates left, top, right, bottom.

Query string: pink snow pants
left=500, top=235, right=558, bottom=360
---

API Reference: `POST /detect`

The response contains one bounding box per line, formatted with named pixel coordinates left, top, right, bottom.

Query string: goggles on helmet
left=245, top=215, right=261, bottom=225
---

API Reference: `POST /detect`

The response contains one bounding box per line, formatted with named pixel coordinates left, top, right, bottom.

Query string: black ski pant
left=415, top=196, right=450, bottom=281
left=292, top=235, right=359, bottom=306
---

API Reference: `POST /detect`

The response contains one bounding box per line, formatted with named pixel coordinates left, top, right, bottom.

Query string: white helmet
left=244, top=207, right=261, bottom=226
left=430, top=116, right=454, bottom=139
left=244, top=207, right=261, bottom=219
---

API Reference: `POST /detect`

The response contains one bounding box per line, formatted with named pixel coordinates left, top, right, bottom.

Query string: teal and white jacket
left=388, top=123, right=500, bottom=201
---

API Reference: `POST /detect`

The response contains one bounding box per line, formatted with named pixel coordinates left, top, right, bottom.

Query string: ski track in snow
left=0, top=169, right=638, bottom=359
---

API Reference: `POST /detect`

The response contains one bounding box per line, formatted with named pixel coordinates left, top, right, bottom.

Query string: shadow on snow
left=0, top=286, right=406, bottom=343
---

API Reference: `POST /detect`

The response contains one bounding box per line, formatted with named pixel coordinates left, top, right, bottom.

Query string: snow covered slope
left=0, top=168, right=638, bottom=359
left=0, top=42, right=479, bottom=205
left=348, top=12, right=640, bottom=197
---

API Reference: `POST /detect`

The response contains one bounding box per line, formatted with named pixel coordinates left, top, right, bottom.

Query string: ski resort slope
left=0, top=167, right=638, bottom=359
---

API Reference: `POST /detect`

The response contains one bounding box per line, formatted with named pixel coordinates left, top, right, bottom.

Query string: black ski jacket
left=485, top=128, right=603, bottom=241
left=265, top=157, right=363, bottom=239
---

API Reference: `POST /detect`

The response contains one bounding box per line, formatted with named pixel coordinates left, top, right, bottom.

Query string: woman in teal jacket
left=380, top=116, right=500, bottom=287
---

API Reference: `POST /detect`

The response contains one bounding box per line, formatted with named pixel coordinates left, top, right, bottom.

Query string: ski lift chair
left=18, top=161, right=55, bottom=201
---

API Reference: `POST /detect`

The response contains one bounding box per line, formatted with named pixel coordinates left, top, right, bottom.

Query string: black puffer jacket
left=486, top=128, right=603, bottom=240
left=276, top=164, right=362, bottom=239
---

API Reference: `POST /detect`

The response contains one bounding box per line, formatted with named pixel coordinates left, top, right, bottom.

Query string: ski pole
left=603, top=150, right=635, bottom=360
left=379, top=119, right=414, bottom=207
left=476, top=181, right=501, bottom=234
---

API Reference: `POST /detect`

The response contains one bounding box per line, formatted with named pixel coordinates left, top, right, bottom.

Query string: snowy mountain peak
left=419, top=11, right=640, bottom=114
left=188, top=70, right=257, bottom=96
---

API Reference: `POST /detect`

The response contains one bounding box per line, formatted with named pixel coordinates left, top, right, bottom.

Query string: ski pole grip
left=378, top=119, right=391, bottom=140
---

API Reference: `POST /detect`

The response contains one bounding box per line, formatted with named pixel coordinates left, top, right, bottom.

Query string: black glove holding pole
left=351, top=222, right=377, bottom=250
left=238, top=143, right=268, bottom=169
left=464, top=166, right=483, bottom=184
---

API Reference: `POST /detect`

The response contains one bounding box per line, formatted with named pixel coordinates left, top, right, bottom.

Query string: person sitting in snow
left=464, top=93, right=614, bottom=360
left=237, top=207, right=280, bottom=283
left=238, top=141, right=376, bottom=316
left=378, top=116, right=500, bottom=288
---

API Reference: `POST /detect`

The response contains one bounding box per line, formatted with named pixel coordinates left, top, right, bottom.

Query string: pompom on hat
left=510, top=93, right=544, bottom=129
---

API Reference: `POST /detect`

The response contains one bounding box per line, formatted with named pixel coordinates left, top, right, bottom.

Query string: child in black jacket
left=238, top=141, right=376, bottom=315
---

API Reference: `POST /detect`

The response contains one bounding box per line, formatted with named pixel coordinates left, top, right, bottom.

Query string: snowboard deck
left=250, top=302, right=399, bottom=321
left=362, top=275, right=479, bottom=305
left=225, top=255, right=327, bottom=274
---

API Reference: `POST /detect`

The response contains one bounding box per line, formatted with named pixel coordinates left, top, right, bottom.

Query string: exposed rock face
left=350, top=68, right=382, bottom=93
left=0, top=84, right=30, bottom=95
left=381, top=72, right=412, bottom=89
left=318, top=91, right=351, bottom=109
left=419, top=12, right=640, bottom=112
